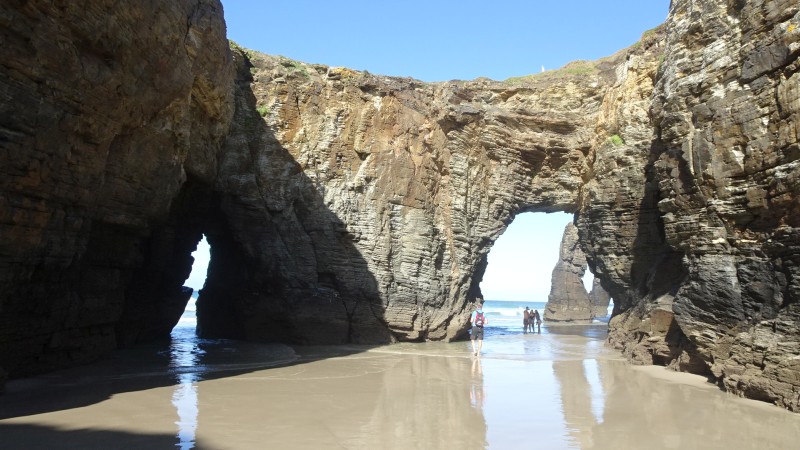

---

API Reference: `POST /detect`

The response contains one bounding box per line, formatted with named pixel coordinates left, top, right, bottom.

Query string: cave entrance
left=479, top=212, right=597, bottom=330
left=176, top=234, right=211, bottom=336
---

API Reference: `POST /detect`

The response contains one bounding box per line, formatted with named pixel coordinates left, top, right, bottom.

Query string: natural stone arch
left=0, top=0, right=673, bottom=379
left=243, top=48, right=625, bottom=340
left=3, top=0, right=799, bottom=413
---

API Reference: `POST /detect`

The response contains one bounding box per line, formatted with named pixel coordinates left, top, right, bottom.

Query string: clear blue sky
left=187, top=1, right=669, bottom=299
left=221, top=0, right=669, bottom=82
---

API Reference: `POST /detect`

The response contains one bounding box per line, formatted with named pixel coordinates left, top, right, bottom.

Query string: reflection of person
left=470, top=357, right=485, bottom=408
left=470, top=298, right=488, bottom=356
left=523, top=307, right=530, bottom=333
left=533, top=309, right=542, bottom=334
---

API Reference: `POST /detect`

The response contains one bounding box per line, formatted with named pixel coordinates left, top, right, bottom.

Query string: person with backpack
left=470, top=298, right=489, bottom=356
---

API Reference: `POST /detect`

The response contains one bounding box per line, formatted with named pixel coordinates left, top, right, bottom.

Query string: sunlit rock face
left=236, top=45, right=647, bottom=343
left=643, top=0, right=800, bottom=409
left=597, top=0, right=800, bottom=410
left=544, top=222, right=592, bottom=322
left=570, top=0, right=800, bottom=413
left=1, top=0, right=799, bottom=412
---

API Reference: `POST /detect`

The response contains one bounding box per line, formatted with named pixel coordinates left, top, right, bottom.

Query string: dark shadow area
left=609, top=138, right=709, bottom=376
left=1, top=46, right=386, bottom=419
left=182, top=47, right=387, bottom=346
left=629, top=140, right=690, bottom=308
left=0, top=423, right=187, bottom=450
left=0, top=335, right=379, bottom=419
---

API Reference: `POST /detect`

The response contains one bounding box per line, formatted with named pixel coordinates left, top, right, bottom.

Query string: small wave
left=184, top=298, right=197, bottom=312
left=483, top=307, right=522, bottom=317
left=177, top=317, right=197, bottom=326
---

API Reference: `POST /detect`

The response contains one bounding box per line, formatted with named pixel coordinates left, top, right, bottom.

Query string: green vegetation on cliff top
left=505, top=60, right=599, bottom=85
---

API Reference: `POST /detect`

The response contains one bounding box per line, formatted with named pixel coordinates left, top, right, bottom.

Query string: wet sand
left=2, top=326, right=799, bottom=449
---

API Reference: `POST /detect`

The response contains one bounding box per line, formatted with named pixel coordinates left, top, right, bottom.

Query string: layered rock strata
left=599, top=0, right=800, bottom=410
left=589, top=278, right=612, bottom=318
left=0, top=0, right=234, bottom=376
left=544, top=222, right=593, bottom=322
left=233, top=48, right=634, bottom=344
left=0, top=0, right=798, bottom=412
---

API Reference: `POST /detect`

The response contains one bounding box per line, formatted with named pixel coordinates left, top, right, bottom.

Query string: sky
left=186, top=0, right=670, bottom=299
left=221, top=0, right=669, bottom=82
left=481, top=212, right=577, bottom=302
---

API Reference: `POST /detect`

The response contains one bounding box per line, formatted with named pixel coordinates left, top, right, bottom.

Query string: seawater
left=175, top=297, right=614, bottom=341
left=480, top=299, right=613, bottom=337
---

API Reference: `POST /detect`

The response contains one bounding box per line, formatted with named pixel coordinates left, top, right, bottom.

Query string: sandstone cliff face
left=619, top=0, right=800, bottom=409
left=225, top=49, right=628, bottom=343
left=0, top=0, right=234, bottom=375
left=1, top=0, right=799, bottom=412
left=544, top=222, right=592, bottom=322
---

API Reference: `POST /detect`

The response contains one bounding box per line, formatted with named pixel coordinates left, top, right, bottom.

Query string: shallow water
left=2, top=319, right=799, bottom=449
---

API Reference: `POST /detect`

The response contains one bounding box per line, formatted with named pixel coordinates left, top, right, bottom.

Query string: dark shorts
left=471, top=326, right=484, bottom=340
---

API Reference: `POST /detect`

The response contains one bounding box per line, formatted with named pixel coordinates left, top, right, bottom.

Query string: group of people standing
left=523, top=307, right=541, bottom=334
left=470, top=299, right=545, bottom=357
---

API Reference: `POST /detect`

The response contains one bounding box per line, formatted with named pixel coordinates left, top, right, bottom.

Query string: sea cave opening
left=178, top=234, right=211, bottom=337
left=480, top=212, right=611, bottom=332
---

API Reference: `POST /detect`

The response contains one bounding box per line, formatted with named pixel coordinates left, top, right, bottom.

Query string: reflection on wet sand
left=550, top=346, right=800, bottom=449
left=2, top=327, right=800, bottom=449
left=355, top=352, right=488, bottom=450
left=471, top=358, right=485, bottom=409
left=553, top=360, right=600, bottom=448
left=169, top=347, right=489, bottom=449
left=170, top=335, right=201, bottom=449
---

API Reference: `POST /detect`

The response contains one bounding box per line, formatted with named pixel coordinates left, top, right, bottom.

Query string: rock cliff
left=229, top=48, right=626, bottom=343
left=605, top=0, right=800, bottom=410
left=0, top=0, right=234, bottom=375
left=544, top=222, right=593, bottom=322
left=1, top=0, right=799, bottom=411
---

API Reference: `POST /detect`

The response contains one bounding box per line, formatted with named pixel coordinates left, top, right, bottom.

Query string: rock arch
left=1, top=0, right=799, bottom=412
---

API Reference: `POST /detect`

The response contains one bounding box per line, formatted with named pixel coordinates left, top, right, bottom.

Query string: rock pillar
left=544, top=223, right=592, bottom=322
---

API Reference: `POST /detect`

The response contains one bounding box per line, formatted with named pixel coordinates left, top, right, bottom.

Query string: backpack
left=474, top=312, right=485, bottom=327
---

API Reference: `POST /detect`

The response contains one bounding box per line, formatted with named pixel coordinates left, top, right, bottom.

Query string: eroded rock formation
left=589, top=278, right=612, bottom=319
left=544, top=222, right=592, bottom=322
left=232, top=51, right=614, bottom=344
left=1, top=0, right=799, bottom=411
left=598, top=0, right=800, bottom=410
left=0, top=0, right=234, bottom=376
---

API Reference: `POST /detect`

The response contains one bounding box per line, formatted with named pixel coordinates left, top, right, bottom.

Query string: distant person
left=523, top=307, right=530, bottom=333
left=470, top=298, right=488, bottom=356
left=533, top=309, right=542, bottom=334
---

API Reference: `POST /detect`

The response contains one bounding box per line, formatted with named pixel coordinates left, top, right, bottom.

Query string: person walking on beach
left=533, top=309, right=542, bottom=334
left=523, top=307, right=530, bottom=333
left=470, top=298, right=488, bottom=356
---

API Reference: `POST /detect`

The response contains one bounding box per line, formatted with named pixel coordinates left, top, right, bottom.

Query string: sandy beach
left=2, top=324, right=799, bottom=450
